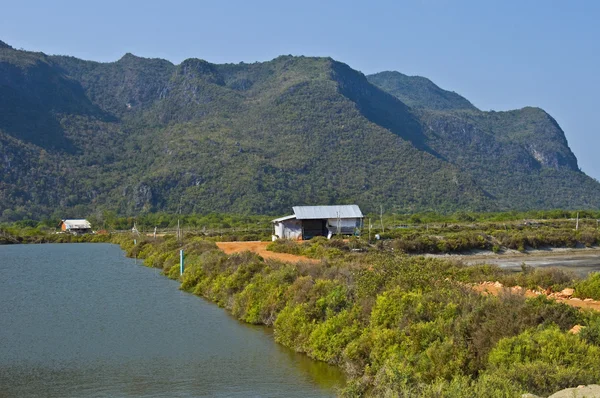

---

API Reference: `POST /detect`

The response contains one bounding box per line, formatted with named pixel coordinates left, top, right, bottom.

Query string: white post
left=180, top=249, right=184, bottom=275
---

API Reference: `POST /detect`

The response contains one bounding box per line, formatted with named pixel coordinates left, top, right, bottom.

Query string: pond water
left=0, top=243, right=344, bottom=397
left=468, top=252, right=600, bottom=278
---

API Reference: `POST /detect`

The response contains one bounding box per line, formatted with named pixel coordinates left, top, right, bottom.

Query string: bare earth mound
left=215, top=241, right=317, bottom=263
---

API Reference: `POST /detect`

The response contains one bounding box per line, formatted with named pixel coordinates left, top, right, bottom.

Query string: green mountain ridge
left=0, top=41, right=598, bottom=220
left=367, top=71, right=478, bottom=111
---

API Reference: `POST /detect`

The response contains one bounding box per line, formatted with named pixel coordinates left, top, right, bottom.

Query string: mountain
left=367, top=71, right=477, bottom=111
left=366, top=72, right=594, bottom=210
left=0, top=41, right=598, bottom=220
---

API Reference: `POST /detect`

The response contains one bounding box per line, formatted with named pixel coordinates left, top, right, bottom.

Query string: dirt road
left=215, top=241, right=317, bottom=263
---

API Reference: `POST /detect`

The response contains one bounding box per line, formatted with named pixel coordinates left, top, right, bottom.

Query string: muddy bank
left=428, top=247, right=600, bottom=277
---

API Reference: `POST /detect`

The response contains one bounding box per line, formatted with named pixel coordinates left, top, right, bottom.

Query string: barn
left=272, top=205, right=363, bottom=240
left=60, top=219, right=92, bottom=235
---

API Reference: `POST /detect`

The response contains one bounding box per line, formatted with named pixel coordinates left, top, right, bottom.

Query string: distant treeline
left=3, top=212, right=273, bottom=233
left=5, top=209, right=599, bottom=232
left=374, top=209, right=600, bottom=225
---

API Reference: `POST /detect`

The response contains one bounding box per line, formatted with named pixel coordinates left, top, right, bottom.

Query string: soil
left=215, top=241, right=318, bottom=263
left=473, top=282, right=600, bottom=311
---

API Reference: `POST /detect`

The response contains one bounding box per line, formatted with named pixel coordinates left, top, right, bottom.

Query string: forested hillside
left=0, top=41, right=598, bottom=220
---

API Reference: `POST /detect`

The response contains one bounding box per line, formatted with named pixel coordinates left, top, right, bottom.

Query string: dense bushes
left=0, top=227, right=111, bottom=244
left=267, top=237, right=367, bottom=259
left=486, top=326, right=600, bottom=396
left=113, top=235, right=600, bottom=397
left=386, top=231, right=489, bottom=253
left=575, top=272, right=600, bottom=300
left=497, top=266, right=575, bottom=291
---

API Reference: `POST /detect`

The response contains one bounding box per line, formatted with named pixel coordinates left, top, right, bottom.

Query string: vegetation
left=575, top=273, right=600, bottom=300
left=109, top=232, right=600, bottom=397
left=2, top=43, right=600, bottom=221
left=367, top=71, right=477, bottom=111
left=0, top=224, right=111, bottom=244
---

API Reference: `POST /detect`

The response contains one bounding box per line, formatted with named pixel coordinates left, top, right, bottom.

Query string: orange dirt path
left=215, top=241, right=318, bottom=263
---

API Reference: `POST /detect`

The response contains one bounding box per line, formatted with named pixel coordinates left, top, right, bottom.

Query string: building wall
left=274, top=218, right=363, bottom=240
left=274, top=219, right=302, bottom=240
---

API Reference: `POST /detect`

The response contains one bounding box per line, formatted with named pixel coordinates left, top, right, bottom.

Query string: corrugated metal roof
left=63, top=219, right=92, bottom=229
left=272, top=214, right=296, bottom=223
left=292, top=205, right=363, bottom=220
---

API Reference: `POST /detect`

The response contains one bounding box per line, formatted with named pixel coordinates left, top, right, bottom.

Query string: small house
left=272, top=205, right=363, bottom=240
left=60, top=219, right=92, bottom=235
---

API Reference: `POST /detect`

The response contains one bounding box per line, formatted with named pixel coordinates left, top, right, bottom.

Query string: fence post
left=180, top=249, right=184, bottom=275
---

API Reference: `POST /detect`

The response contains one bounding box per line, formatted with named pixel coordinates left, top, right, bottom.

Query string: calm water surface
left=0, top=243, right=344, bottom=397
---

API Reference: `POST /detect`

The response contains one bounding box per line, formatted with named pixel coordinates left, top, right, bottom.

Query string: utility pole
left=380, top=205, right=385, bottom=233
left=576, top=212, right=579, bottom=231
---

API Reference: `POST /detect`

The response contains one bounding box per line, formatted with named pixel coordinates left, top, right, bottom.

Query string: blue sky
left=2, top=0, right=599, bottom=179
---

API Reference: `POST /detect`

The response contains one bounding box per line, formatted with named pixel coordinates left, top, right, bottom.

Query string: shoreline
left=423, top=246, right=600, bottom=263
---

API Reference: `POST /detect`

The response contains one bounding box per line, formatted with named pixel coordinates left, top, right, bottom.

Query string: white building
left=60, top=219, right=92, bottom=235
left=272, top=205, right=363, bottom=240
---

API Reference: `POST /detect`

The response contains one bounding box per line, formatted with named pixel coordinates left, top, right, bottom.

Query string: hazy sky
left=2, top=0, right=599, bottom=179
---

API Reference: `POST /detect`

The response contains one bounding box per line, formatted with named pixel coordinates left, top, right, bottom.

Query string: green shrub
left=266, top=239, right=302, bottom=255
left=498, top=267, right=575, bottom=291
left=580, top=313, right=600, bottom=346
left=486, top=326, right=600, bottom=396
left=273, top=304, right=314, bottom=352
left=575, top=272, right=600, bottom=300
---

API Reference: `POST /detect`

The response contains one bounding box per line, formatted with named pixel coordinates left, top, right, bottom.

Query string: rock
left=584, top=298, right=594, bottom=302
left=511, top=286, right=524, bottom=294
left=522, top=394, right=542, bottom=398
left=548, top=384, right=600, bottom=397
left=493, top=281, right=503, bottom=288
left=560, top=288, right=574, bottom=297
left=568, top=324, right=584, bottom=334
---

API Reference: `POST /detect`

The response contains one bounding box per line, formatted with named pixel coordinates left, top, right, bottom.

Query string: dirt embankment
left=474, top=282, right=600, bottom=311
left=215, top=241, right=318, bottom=263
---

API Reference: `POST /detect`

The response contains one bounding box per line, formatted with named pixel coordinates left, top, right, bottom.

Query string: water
left=468, top=252, right=600, bottom=278
left=0, top=243, right=344, bottom=397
